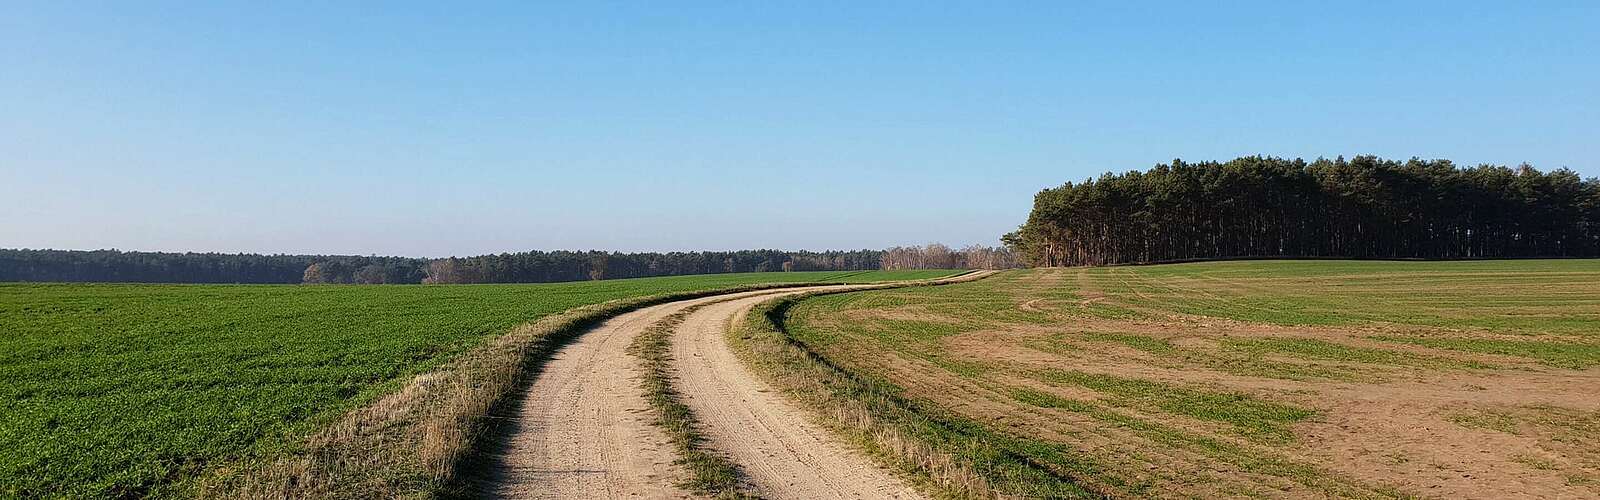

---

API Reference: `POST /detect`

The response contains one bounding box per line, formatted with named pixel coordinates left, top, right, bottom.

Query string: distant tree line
left=0, top=248, right=896, bottom=284
left=301, top=260, right=429, bottom=284
left=880, top=244, right=1020, bottom=270
left=0, top=249, right=424, bottom=284
left=418, top=249, right=882, bottom=284
left=1006, top=155, right=1600, bottom=266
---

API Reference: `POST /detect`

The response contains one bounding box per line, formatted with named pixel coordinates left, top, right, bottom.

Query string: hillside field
left=0, top=269, right=958, bottom=497
left=784, top=260, right=1600, bottom=498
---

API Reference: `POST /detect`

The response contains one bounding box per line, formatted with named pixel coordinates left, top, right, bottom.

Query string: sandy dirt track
left=670, top=291, right=924, bottom=499
left=481, top=294, right=701, bottom=499
left=483, top=273, right=986, bottom=499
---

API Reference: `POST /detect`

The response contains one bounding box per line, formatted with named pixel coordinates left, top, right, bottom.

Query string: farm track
left=670, top=292, right=922, bottom=499
left=479, top=273, right=986, bottom=499
left=478, top=293, right=701, bottom=499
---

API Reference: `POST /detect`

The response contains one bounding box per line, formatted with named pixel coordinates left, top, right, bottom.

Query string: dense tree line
left=0, top=248, right=895, bottom=283
left=0, top=249, right=426, bottom=284
left=419, top=249, right=881, bottom=284
left=1006, top=155, right=1600, bottom=266
left=880, top=244, right=1020, bottom=270
left=301, top=260, right=429, bottom=284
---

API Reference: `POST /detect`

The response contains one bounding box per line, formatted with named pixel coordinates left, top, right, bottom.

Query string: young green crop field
left=785, top=260, right=1600, bottom=498
left=0, top=270, right=959, bottom=498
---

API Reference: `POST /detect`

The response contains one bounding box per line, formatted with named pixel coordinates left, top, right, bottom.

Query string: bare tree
left=302, top=263, right=327, bottom=284
left=354, top=265, right=387, bottom=284
left=879, top=243, right=1019, bottom=270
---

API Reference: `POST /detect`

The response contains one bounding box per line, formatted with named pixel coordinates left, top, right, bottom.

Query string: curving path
left=669, top=291, right=922, bottom=499
left=482, top=273, right=989, bottom=499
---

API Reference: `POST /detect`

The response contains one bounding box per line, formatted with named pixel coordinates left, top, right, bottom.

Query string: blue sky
left=3, top=1, right=1596, bottom=257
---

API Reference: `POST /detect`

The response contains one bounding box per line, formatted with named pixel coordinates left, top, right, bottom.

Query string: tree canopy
left=1006, top=156, right=1600, bottom=266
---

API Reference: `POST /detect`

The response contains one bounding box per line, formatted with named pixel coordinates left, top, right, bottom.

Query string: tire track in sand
left=669, top=290, right=924, bottom=499
left=484, top=273, right=988, bottom=499
left=481, top=287, right=857, bottom=498
left=480, top=295, right=694, bottom=499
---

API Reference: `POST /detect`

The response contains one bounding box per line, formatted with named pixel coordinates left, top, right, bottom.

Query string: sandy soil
left=481, top=297, right=702, bottom=499
left=670, top=291, right=924, bottom=500
left=804, top=267, right=1600, bottom=498
left=482, top=273, right=985, bottom=499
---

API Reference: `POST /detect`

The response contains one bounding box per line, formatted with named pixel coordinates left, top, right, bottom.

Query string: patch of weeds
left=1520, top=405, right=1600, bottom=447
left=1383, top=452, right=1411, bottom=465
left=1511, top=454, right=1558, bottom=471
left=1011, top=388, right=1096, bottom=412
left=1074, top=301, right=1146, bottom=321
left=1023, top=334, right=1081, bottom=355
left=1209, top=354, right=1367, bottom=381
left=1079, top=332, right=1179, bottom=356
left=1034, top=369, right=1315, bottom=442
left=1074, top=332, right=1368, bottom=381
left=1446, top=409, right=1522, bottom=435
left=1373, top=336, right=1600, bottom=369
left=1013, top=385, right=1378, bottom=497
left=1227, top=337, right=1492, bottom=370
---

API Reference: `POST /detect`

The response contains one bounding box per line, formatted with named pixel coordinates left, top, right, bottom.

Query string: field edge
left=724, top=271, right=1104, bottom=499
left=190, top=279, right=911, bottom=499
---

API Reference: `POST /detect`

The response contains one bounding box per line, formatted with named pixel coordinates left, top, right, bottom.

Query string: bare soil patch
left=786, top=265, right=1600, bottom=498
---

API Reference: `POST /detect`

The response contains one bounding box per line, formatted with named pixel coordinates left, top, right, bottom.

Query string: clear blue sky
left=3, top=1, right=1596, bottom=257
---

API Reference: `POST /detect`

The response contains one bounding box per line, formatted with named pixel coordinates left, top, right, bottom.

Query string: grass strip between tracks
left=629, top=305, right=755, bottom=498
left=728, top=276, right=1107, bottom=499
left=196, top=282, right=861, bottom=499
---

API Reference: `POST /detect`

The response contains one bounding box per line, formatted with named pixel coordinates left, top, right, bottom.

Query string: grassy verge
left=619, top=272, right=980, bottom=498
left=727, top=278, right=1103, bottom=499
left=628, top=305, right=751, bottom=498
left=195, top=281, right=886, bottom=499
left=1, top=271, right=962, bottom=497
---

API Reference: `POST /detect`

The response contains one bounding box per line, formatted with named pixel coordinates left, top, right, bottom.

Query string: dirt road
left=482, top=293, right=702, bottom=499
left=669, top=291, right=923, bottom=499
left=483, top=274, right=986, bottom=499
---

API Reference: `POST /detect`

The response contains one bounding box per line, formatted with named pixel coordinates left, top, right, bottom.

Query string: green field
left=780, top=260, right=1600, bottom=498
left=0, top=270, right=959, bottom=497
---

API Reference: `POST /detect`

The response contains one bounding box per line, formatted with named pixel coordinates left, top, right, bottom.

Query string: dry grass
left=627, top=305, right=753, bottom=498
left=724, top=272, right=1094, bottom=499
left=193, top=282, right=840, bottom=499
left=738, top=297, right=1000, bottom=498
left=781, top=262, right=1600, bottom=498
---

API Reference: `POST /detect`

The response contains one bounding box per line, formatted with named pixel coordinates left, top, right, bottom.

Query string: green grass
left=1033, top=369, right=1315, bottom=442
left=628, top=306, right=751, bottom=498
left=1068, top=332, right=1367, bottom=381
left=774, top=281, right=1384, bottom=497
left=778, top=260, right=1600, bottom=497
left=1223, top=337, right=1492, bottom=370
left=1079, top=331, right=1180, bottom=355
left=1006, top=387, right=1381, bottom=498
left=0, top=270, right=957, bottom=498
left=734, top=293, right=1103, bottom=499
left=1446, top=409, right=1523, bottom=435
left=1373, top=336, right=1600, bottom=369
left=1083, top=259, right=1600, bottom=334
